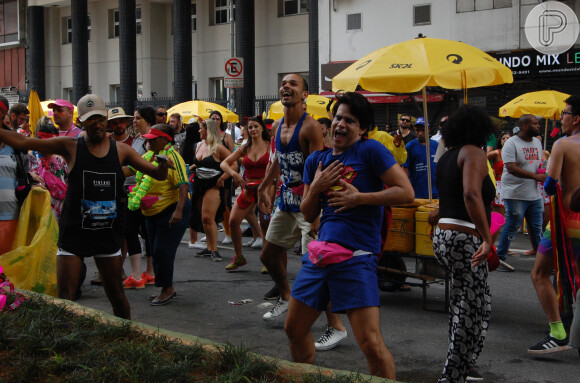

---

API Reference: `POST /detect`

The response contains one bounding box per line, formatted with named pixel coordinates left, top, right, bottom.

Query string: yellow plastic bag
left=0, top=187, right=58, bottom=296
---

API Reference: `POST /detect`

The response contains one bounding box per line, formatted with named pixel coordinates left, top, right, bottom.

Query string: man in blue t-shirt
left=402, top=117, right=438, bottom=199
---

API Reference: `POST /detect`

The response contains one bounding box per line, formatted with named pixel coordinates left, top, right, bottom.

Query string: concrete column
left=72, top=0, right=89, bottom=103
left=27, top=6, right=45, bottom=100
left=234, top=0, right=254, bottom=119
left=120, top=0, right=137, bottom=113
left=173, top=0, right=192, bottom=103
left=308, top=0, right=319, bottom=94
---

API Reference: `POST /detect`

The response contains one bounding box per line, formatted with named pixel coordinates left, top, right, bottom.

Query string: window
left=211, top=78, right=226, bottom=99
left=62, top=16, right=91, bottom=44
left=110, top=85, right=120, bottom=103
left=0, top=0, right=18, bottom=44
left=347, top=13, right=361, bottom=31
left=109, top=8, right=142, bottom=38
left=63, top=88, right=72, bottom=100
left=457, top=0, right=511, bottom=12
left=281, top=0, right=308, bottom=16
left=215, top=0, right=228, bottom=24
left=191, top=2, right=197, bottom=32
left=414, top=4, right=430, bottom=25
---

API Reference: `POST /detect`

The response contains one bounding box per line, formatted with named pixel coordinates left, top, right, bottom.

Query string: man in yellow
left=368, top=126, right=407, bottom=165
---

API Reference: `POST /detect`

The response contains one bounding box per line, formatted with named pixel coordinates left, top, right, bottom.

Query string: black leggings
left=125, top=206, right=151, bottom=257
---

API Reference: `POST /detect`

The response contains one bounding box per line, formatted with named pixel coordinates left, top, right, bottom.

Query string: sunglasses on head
left=157, top=112, right=167, bottom=117
left=400, top=118, right=410, bottom=122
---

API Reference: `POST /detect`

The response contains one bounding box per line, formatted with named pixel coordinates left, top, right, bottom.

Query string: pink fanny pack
left=308, top=240, right=354, bottom=267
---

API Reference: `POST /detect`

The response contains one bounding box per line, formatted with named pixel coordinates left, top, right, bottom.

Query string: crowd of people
left=1, top=78, right=580, bottom=382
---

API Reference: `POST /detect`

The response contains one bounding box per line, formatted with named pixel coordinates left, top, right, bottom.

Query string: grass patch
left=0, top=295, right=374, bottom=382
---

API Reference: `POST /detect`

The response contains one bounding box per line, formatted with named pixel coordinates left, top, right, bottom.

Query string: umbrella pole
left=544, top=119, right=548, bottom=151
left=422, top=87, right=432, bottom=202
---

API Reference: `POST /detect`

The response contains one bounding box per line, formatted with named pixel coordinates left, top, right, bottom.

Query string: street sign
left=225, top=57, right=243, bottom=88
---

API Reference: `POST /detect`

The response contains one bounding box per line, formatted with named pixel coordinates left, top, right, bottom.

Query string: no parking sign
left=225, top=57, right=244, bottom=88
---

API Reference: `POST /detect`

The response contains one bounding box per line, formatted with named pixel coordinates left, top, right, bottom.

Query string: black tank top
left=437, top=146, right=495, bottom=225
left=58, top=137, right=125, bottom=256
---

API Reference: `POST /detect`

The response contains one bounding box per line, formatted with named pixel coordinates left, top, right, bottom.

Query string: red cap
left=143, top=128, right=173, bottom=141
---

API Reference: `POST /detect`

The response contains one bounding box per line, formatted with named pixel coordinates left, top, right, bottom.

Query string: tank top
left=492, top=151, right=504, bottom=180
left=242, top=150, right=269, bottom=181
left=437, top=146, right=495, bottom=225
left=276, top=113, right=307, bottom=212
left=58, top=137, right=125, bottom=256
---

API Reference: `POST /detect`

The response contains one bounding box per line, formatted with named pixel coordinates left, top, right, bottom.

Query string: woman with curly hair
left=220, top=116, right=270, bottom=271
left=433, top=104, right=496, bottom=382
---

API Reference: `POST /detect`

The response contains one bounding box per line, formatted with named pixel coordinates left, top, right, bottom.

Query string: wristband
left=544, top=175, right=558, bottom=196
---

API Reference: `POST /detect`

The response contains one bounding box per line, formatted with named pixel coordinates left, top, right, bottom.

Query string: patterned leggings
left=432, top=227, right=492, bottom=383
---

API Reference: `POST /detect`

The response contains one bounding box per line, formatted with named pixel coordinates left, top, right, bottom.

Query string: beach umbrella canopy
left=499, top=90, right=569, bottom=120
left=268, top=95, right=330, bottom=121
left=167, top=100, right=238, bottom=123
left=332, top=36, right=513, bottom=201
left=41, top=100, right=79, bottom=123
left=27, top=90, right=43, bottom=135
left=332, top=36, right=513, bottom=94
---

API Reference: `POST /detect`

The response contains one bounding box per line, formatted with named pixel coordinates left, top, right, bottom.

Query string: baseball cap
left=415, top=117, right=425, bottom=126
left=107, top=107, right=132, bottom=121
left=188, top=117, right=197, bottom=124
left=47, top=99, right=74, bottom=112
left=143, top=127, right=174, bottom=141
left=77, top=94, right=107, bottom=122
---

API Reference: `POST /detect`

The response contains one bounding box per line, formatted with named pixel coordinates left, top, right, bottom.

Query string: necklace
left=128, top=143, right=173, bottom=211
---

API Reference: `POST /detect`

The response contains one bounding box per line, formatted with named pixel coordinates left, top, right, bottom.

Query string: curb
left=20, top=290, right=400, bottom=382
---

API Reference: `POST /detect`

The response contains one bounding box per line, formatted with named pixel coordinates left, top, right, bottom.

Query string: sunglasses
left=561, top=110, right=574, bottom=118
left=84, top=116, right=107, bottom=128
left=157, top=112, right=167, bottom=117
left=400, top=118, right=410, bottom=122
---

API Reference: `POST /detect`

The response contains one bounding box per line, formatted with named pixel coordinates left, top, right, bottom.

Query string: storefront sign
left=489, top=48, right=580, bottom=78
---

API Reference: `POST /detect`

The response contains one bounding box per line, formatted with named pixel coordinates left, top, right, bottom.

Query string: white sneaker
left=200, top=236, right=207, bottom=242
left=222, top=235, right=232, bottom=245
left=251, top=237, right=263, bottom=249
left=262, top=297, right=289, bottom=321
left=314, top=325, right=348, bottom=351
left=188, top=241, right=206, bottom=249
left=243, top=238, right=256, bottom=247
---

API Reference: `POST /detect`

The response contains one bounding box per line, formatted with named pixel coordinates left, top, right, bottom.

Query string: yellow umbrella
left=499, top=90, right=569, bottom=149
left=499, top=90, right=569, bottom=120
left=268, top=94, right=331, bottom=120
left=27, top=90, right=43, bottom=135
left=167, top=100, right=238, bottom=123
left=41, top=100, right=79, bottom=123
left=332, top=36, right=513, bottom=201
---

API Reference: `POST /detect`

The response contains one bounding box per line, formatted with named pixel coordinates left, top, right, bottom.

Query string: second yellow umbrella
left=499, top=90, right=569, bottom=120
left=167, top=100, right=238, bottom=123
left=268, top=95, right=331, bottom=121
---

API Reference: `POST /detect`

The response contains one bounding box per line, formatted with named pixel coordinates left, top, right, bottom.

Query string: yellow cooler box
left=384, top=199, right=431, bottom=253
left=415, top=202, right=438, bottom=257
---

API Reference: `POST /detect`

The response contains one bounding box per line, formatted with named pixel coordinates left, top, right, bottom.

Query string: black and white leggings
left=432, top=227, right=492, bottom=383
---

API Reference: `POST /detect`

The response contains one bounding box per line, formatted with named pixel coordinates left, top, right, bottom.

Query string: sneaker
left=188, top=241, right=206, bottom=249
left=498, top=260, right=515, bottom=272
left=217, top=223, right=224, bottom=232
left=263, top=285, right=280, bottom=300
left=222, top=235, right=232, bottom=245
left=211, top=251, right=223, bottom=262
left=314, top=326, right=348, bottom=351
left=123, top=275, right=146, bottom=289
left=200, top=236, right=207, bottom=242
left=261, top=265, right=269, bottom=274
left=243, top=238, right=256, bottom=247
left=466, top=368, right=483, bottom=381
left=263, top=297, right=289, bottom=321
left=251, top=237, right=263, bottom=249
left=528, top=335, right=571, bottom=354
left=242, top=226, right=253, bottom=237
left=225, top=255, right=247, bottom=271
left=141, top=272, right=155, bottom=285
left=90, top=272, right=102, bottom=286
left=195, top=248, right=212, bottom=258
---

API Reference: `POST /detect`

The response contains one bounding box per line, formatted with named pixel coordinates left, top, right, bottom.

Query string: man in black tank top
left=0, top=94, right=172, bottom=319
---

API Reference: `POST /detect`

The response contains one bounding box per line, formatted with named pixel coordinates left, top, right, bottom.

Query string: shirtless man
left=529, top=95, right=580, bottom=353
left=0, top=94, right=171, bottom=319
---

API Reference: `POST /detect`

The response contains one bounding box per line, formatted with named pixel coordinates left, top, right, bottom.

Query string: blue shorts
left=291, top=253, right=380, bottom=313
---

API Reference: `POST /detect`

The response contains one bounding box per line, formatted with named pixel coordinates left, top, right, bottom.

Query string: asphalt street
left=77, top=230, right=580, bottom=383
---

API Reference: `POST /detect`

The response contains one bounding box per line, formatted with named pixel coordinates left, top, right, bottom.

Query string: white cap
left=77, top=94, right=107, bottom=122
left=188, top=117, right=197, bottom=124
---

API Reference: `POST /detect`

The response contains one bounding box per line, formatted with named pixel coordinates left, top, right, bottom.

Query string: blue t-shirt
left=403, top=138, right=438, bottom=199
left=303, top=139, right=397, bottom=254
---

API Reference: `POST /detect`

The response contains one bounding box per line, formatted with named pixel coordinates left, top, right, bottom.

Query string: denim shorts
left=291, top=253, right=380, bottom=313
